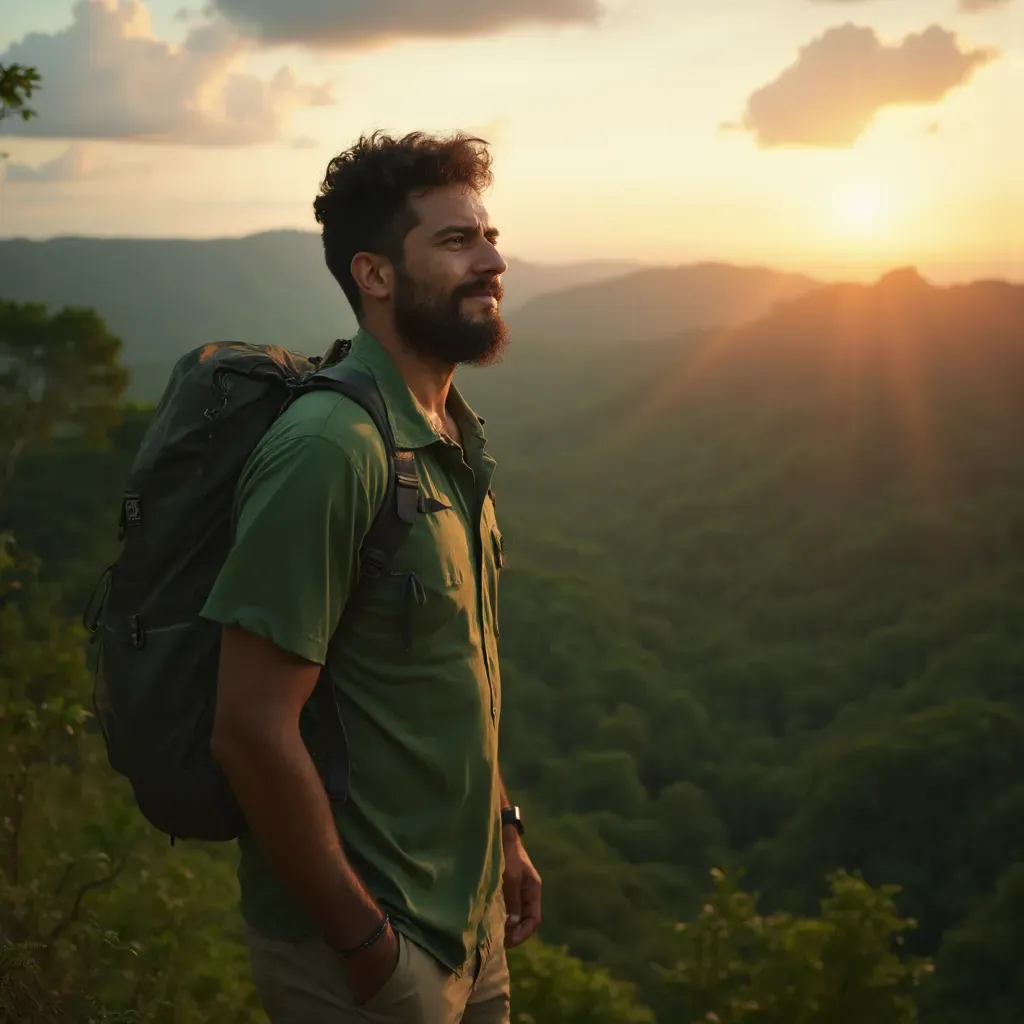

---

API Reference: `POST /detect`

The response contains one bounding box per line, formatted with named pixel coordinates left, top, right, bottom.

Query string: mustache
left=453, top=278, right=503, bottom=303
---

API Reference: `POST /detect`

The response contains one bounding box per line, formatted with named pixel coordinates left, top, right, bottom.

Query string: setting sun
left=835, top=181, right=889, bottom=236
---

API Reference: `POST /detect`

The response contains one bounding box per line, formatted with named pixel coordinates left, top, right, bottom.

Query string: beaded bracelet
left=337, top=911, right=391, bottom=958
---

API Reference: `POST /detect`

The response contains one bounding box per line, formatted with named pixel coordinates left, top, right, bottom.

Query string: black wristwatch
left=501, top=805, right=524, bottom=836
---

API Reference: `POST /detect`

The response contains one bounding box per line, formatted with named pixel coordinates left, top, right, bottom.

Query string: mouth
left=461, top=280, right=502, bottom=306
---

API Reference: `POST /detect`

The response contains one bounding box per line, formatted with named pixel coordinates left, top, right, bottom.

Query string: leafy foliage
left=0, top=299, right=130, bottom=503
left=3, top=272, right=1022, bottom=1020
left=508, top=940, right=655, bottom=1023
left=658, top=868, right=931, bottom=1023
left=922, top=863, right=1024, bottom=1024
left=0, top=64, right=40, bottom=123
left=0, top=531, right=266, bottom=1022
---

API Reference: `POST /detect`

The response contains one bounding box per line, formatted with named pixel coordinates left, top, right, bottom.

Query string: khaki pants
left=244, top=909, right=510, bottom=1024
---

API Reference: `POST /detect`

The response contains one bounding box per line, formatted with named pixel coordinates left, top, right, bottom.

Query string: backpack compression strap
left=288, top=365, right=421, bottom=804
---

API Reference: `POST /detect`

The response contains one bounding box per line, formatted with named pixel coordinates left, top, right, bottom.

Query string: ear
left=350, top=252, right=394, bottom=304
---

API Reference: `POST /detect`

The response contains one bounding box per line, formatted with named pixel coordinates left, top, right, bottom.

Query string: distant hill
left=458, top=263, right=820, bottom=429
left=0, top=230, right=640, bottom=399
left=496, top=266, right=1024, bottom=455
left=505, top=262, right=819, bottom=344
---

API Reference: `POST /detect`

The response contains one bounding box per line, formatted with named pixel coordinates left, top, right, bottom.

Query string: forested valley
left=3, top=253, right=1023, bottom=1023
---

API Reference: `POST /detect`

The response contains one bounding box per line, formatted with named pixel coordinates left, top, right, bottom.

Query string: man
left=202, top=131, right=541, bottom=1023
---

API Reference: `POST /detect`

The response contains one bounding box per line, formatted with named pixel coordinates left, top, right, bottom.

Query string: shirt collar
left=346, top=327, right=489, bottom=453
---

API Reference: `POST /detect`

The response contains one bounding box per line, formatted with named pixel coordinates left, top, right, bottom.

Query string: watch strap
left=501, top=805, right=524, bottom=835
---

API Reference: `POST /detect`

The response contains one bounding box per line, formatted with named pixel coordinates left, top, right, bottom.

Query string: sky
left=0, top=0, right=1021, bottom=284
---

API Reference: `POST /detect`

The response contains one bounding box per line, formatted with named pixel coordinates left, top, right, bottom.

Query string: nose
left=479, top=237, right=506, bottom=279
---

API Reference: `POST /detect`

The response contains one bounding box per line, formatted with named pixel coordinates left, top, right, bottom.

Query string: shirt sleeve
left=200, top=431, right=380, bottom=665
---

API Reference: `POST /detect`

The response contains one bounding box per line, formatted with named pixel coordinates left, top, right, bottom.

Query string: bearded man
left=203, top=131, right=540, bottom=1024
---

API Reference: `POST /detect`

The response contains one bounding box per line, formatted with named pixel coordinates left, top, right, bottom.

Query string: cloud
left=735, top=24, right=996, bottom=147
left=0, top=0, right=332, bottom=145
left=959, top=0, right=1014, bottom=9
left=808, top=0, right=1017, bottom=9
left=809, top=0, right=1015, bottom=6
left=209, top=0, right=602, bottom=49
left=3, top=144, right=150, bottom=183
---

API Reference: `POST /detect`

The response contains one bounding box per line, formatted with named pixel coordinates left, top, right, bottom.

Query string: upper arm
left=201, top=414, right=387, bottom=732
left=213, top=625, right=322, bottom=742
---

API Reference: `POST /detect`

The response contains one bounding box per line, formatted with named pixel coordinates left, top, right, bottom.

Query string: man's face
left=391, top=185, right=509, bottom=366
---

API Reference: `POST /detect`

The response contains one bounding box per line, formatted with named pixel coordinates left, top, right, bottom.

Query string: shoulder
left=273, top=390, right=388, bottom=461
left=266, top=390, right=389, bottom=472
left=240, top=391, right=390, bottom=508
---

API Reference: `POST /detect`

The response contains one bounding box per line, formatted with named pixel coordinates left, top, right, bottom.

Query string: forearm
left=214, top=725, right=382, bottom=952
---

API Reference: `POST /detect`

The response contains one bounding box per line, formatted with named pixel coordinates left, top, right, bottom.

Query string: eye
left=446, top=235, right=465, bottom=247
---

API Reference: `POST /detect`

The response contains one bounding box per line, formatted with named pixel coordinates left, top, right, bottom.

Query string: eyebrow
left=431, top=224, right=500, bottom=242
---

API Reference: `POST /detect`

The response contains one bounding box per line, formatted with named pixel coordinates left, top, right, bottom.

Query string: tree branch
left=3, top=763, right=31, bottom=887
left=45, top=854, right=129, bottom=945
left=51, top=859, right=77, bottom=898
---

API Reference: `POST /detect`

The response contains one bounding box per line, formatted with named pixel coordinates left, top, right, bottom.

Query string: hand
left=344, top=921, right=400, bottom=1006
left=502, top=829, right=542, bottom=948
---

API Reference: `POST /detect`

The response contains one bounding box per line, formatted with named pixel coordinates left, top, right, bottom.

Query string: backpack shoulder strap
left=298, top=363, right=420, bottom=594
left=288, top=362, right=422, bottom=807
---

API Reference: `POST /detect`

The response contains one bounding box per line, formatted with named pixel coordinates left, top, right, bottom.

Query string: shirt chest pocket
left=362, top=491, right=475, bottom=651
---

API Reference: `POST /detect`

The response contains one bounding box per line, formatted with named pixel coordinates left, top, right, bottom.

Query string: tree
left=0, top=63, right=40, bottom=123
left=0, top=532, right=264, bottom=1022
left=0, top=300, right=130, bottom=503
left=922, top=863, right=1024, bottom=1024
left=508, top=940, right=655, bottom=1024
left=655, top=868, right=932, bottom=1024
left=760, top=700, right=1024, bottom=952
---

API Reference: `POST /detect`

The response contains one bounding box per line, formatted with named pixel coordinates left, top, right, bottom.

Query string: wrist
left=334, top=910, right=391, bottom=959
left=500, top=804, right=524, bottom=838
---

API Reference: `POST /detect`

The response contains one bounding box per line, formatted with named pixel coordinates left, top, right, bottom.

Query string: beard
left=393, top=265, right=510, bottom=367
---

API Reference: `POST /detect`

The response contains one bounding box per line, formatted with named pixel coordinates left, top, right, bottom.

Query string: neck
left=362, top=316, right=454, bottom=427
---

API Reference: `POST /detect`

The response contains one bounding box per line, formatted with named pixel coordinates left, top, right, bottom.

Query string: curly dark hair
left=313, top=130, right=494, bottom=318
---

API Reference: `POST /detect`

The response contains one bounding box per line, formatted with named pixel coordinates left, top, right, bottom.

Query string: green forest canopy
left=3, top=266, right=1023, bottom=1021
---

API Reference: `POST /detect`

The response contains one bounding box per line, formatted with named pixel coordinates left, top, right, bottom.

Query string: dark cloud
left=210, top=0, right=602, bottom=48
left=4, top=144, right=149, bottom=183
left=0, top=1, right=331, bottom=145
left=736, top=24, right=996, bottom=147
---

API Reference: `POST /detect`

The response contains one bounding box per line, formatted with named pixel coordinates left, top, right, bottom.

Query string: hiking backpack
left=82, top=339, right=421, bottom=843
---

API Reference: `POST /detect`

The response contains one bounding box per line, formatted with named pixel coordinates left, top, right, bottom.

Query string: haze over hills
left=0, top=231, right=823, bottom=404
left=481, top=267, right=1024, bottom=455
left=506, top=263, right=820, bottom=344
left=0, top=230, right=641, bottom=398
left=460, top=263, right=821, bottom=425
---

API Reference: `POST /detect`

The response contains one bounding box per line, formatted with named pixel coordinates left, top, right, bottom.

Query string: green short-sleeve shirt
left=200, top=328, right=505, bottom=973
